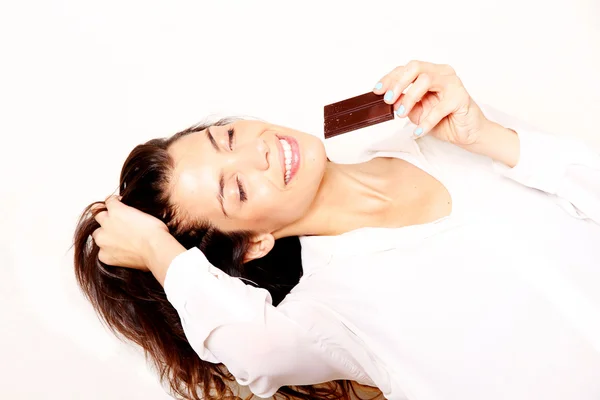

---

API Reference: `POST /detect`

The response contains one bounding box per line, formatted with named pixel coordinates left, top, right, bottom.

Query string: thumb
left=412, top=100, right=455, bottom=139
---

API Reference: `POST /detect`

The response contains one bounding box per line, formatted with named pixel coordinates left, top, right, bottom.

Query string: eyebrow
left=205, top=127, right=221, bottom=153
left=206, top=127, right=228, bottom=218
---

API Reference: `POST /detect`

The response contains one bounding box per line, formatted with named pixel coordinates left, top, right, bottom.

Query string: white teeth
left=279, top=138, right=293, bottom=184
left=280, top=139, right=291, bottom=150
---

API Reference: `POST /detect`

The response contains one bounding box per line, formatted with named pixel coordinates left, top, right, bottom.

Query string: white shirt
left=164, top=105, right=600, bottom=400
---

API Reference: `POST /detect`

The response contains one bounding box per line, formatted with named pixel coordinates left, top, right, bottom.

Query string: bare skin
left=281, top=158, right=452, bottom=238
left=92, top=61, right=520, bottom=285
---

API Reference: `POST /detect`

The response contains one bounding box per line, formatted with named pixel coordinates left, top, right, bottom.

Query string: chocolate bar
left=324, top=92, right=394, bottom=139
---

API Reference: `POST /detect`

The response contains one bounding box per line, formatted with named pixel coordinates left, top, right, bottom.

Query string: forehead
left=169, top=130, right=208, bottom=168
left=165, top=120, right=271, bottom=224
left=168, top=119, right=265, bottom=173
left=167, top=130, right=219, bottom=223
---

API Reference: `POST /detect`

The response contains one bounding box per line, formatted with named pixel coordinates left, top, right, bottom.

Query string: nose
left=226, top=137, right=269, bottom=171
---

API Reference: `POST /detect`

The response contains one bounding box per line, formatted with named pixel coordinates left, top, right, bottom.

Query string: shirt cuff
left=163, top=247, right=212, bottom=310
left=162, top=247, right=273, bottom=363
left=492, top=126, right=591, bottom=195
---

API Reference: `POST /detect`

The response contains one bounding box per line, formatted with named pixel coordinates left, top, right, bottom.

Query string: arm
left=93, top=202, right=357, bottom=397
left=150, top=235, right=358, bottom=397
left=460, top=105, right=600, bottom=224
left=370, top=61, right=599, bottom=224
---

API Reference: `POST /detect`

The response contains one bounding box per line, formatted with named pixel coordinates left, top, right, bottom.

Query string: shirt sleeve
left=163, top=247, right=356, bottom=398
left=480, top=104, right=600, bottom=224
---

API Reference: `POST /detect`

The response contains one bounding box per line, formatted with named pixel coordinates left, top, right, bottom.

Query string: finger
left=373, top=63, right=411, bottom=95
left=394, top=93, right=428, bottom=124
left=384, top=67, right=418, bottom=104
left=406, top=100, right=426, bottom=125
left=104, top=195, right=121, bottom=210
left=393, top=93, right=418, bottom=118
left=90, top=202, right=107, bottom=219
left=376, top=61, right=456, bottom=105
left=90, top=202, right=105, bottom=212
left=413, top=99, right=458, bottom=138
left=395, top=73, right=436, bottom=117
left=94, top=210, right=108, bottom=226
left=393, top=93, right=406, bottom=116
left=98, top=249, right=112, bottom=265
left=387, top=60, right=439, bottom=104
left=373, top=62, right=421, bottom=102
left=373, top=69, right=396, bottom=96
left=92, top=227, right=105, bottom=246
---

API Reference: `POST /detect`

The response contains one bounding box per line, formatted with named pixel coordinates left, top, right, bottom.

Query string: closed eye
left=237, top=176, right=247, bottom=203
left=228, top=128, right=235, bottom=150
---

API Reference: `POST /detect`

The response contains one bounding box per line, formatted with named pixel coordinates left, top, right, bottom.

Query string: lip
left=276, top=135, right=300, bottom=186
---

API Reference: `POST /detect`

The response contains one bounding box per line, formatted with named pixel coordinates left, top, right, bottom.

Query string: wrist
left=143, top=229, right=186, bottom=286
left=459, top=120, right=520, bottom=168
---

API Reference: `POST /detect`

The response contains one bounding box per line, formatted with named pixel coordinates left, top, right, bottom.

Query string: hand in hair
left=92, top=195, right=170, bottom=271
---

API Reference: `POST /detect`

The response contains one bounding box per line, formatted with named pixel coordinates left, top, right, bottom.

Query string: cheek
left=252, top=181, right=275, bottom=203
left=247, top=184, right=277, bottom=218
left=249, top=183, right=299, bottom=222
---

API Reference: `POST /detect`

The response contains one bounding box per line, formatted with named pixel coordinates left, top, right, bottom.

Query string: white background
left=0, top=1, right=598, bottom=399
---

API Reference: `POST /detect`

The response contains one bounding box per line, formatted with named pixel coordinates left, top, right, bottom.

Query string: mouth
left=276, top=135, right=300, bottom=186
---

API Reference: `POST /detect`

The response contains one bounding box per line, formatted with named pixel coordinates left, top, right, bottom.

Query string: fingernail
left=414, top=127, right=424, bottom=136
left=396, top=105, right=405, bottom=116
left=384, top=90, right=394, bottom=102
left=374, top=82, right=383, bottom=91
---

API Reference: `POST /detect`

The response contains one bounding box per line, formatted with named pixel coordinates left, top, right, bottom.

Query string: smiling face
left=167, top=120, right=327, bottom=235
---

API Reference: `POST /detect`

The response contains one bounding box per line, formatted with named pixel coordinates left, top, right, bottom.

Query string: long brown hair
left=73, top=119, right=383, bottom=400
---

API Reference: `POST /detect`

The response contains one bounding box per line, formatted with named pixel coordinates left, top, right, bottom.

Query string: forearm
left=475, top=109, right=600, bottom=223
left=460, top=120, right=521, bottom=168
left=144, top=230, right=186, bottom=286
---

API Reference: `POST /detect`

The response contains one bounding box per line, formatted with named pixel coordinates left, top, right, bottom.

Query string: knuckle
left=104, top=195, right=120, bottom=207
left=98, top=250, right=116, bottom=266
left=92, top=229, right=103, bottom=246
left=94, top=212, right=108, bottom=228
left=439, top=77, right=452, bottom=89
left=90, top=202, right=104, bottom=213
left=447, top=81, right=465, bottom=97
left=405, top=60, right=420, bottom=75
left=419, top=73, right=432, bottom=85
left=451, top=74, right=463, bottom=86
left=98, top=250, right=107, bottom=264
left=407, top=60, right=420, bottom=70
left=447, top=73, right=463, bottom=86
left=441, top=75, right=460, bottom=89
left=441, top=64, right=456, bottom=75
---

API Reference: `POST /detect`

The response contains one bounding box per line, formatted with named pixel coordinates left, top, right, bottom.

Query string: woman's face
left=168, top=120, right=327, bottom=234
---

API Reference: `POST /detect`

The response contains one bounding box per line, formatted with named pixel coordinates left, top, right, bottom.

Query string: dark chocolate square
left=324, top=92, right=394, bottom=139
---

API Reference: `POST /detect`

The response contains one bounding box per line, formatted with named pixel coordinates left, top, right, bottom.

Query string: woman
left=74, top=61, right=600, bottom=400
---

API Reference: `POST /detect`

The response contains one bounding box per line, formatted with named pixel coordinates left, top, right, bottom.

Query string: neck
left=272, top=160, right=425, bottom=238
left=274, top=162, right=349, bottom=237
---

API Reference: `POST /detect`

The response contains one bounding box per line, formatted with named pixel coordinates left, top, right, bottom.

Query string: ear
left=243, top=233, right=275, bottom=263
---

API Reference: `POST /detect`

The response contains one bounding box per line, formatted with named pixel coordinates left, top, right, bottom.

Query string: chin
left=304, top=146, right=327, bottom=184
left=305, top=135, right=327, bottom=164
left=282, top=128, right=327, bottom=182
